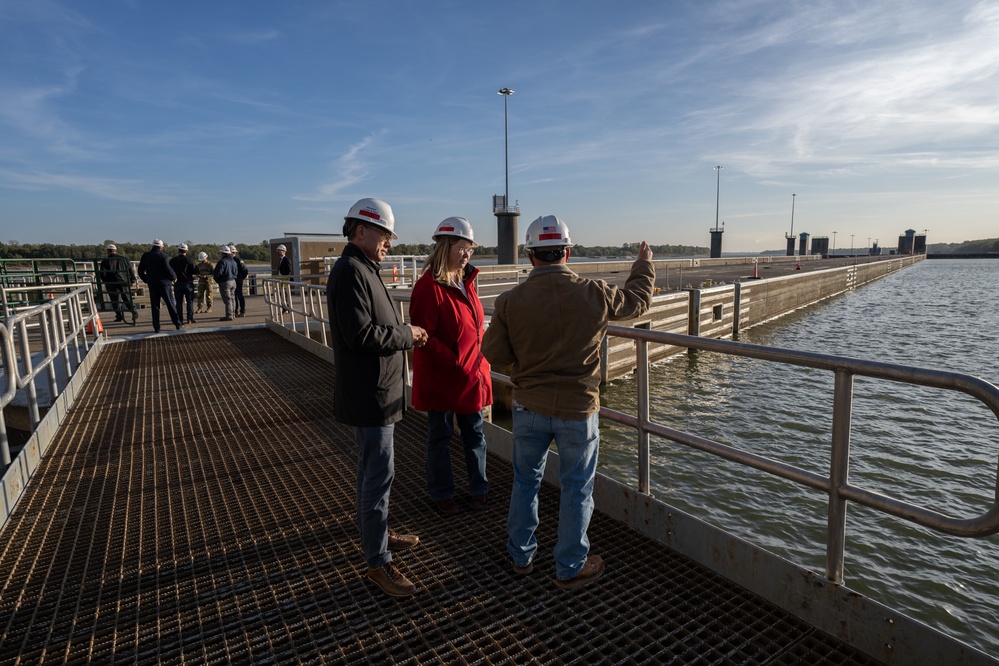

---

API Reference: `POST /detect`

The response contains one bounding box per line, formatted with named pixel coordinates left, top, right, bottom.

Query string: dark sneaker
left=435, top=499, right=460, bottom=515
left=512, top=559, right=534, bottom=575
left=468, top=493, right=488, bottom=511
left=387, top=530, right=419, bottom=550
left=367, top=562, right=416, bottom=597
left=188, top=318, right=196, bottom=324
left=555, top=555, right=605, bottom=591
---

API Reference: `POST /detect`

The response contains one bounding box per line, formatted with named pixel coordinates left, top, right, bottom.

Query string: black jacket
left=326, top=243, right=412, bottom=426
left=169, top=254, right=198, bottom=284
left=138, top=248, right=176, bottom=284
left=99, top=254, right=135, bottom=285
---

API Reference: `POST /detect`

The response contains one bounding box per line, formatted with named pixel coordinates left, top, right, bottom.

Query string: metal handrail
left=263, top=280, right=999, bottom=586
left=600, top=325, right=999, bottom=584
left=0, top=284, right=101, bottom=465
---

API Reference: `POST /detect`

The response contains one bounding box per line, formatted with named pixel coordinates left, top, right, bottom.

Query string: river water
left=597, top=258, right=999, bottom=657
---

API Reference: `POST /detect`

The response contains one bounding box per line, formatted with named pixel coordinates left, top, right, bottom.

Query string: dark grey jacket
left=326, top=243, right=413, bottom=426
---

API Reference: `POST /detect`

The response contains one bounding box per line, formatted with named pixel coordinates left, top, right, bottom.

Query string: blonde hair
left=423, top=236, right=461, bottom=284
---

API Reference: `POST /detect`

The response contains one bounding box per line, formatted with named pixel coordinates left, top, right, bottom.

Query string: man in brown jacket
left=482, top=215, right=654, bottom=590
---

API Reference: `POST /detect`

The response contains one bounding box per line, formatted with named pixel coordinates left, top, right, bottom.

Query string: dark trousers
left=173, top=281, right=195, bottom=322
left=148, top=280, right=181, bottom=331
left=234, top=277, right=246, bottom=315
left=106, top=285, right=134, bottom=319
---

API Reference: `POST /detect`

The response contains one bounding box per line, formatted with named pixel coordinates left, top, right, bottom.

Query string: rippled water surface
left=598, top=258, right=999, bottom=656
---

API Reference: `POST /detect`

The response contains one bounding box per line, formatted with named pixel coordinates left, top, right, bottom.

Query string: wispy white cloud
left=293, top=132, right=386, bottom=202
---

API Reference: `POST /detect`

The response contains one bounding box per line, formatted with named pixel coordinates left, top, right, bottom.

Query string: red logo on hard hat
left=438, top=225, right=455, bottom=232
left=539, top=233, right=562, bottom=240
left=359, top=209, right=381, bottom=221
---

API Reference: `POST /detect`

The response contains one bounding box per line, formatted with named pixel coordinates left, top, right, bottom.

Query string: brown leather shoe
left=555, top=554, right=605, bottom=591
left=367, top=562, right=416, bottom=597
left=468, top=493, right=488, bottom=511
left=435, top=499, right=460, bottom=514
left=387, top=529, right=419, bottom=550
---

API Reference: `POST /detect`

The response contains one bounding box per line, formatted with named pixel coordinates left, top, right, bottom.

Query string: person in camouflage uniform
left=196, top=251, right=215, bottom=314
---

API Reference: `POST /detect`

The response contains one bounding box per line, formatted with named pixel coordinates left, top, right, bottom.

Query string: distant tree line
left=0, top=240, right=273, bottom=262
left=927, top=238, right=999, bottom=254
left=391, top=242, right=709, bottom=257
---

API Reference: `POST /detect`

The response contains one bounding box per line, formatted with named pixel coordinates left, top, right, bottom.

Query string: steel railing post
left=826, top=368, right=854, bottom=584
left=637, top=337, right=651, bottom=495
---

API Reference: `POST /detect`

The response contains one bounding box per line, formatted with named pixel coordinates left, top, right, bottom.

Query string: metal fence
left=1, top=284, right=102, bottom=467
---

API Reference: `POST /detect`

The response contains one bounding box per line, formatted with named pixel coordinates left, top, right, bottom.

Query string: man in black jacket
left=229, top=243, right=249, bottom=317
left=99, top=243, right=136, bottom=323
left=169, top=243, right=198, bottom=324
left=137, top=239, right=181, bottom=332
left=326, top=197, right=428, bottom=598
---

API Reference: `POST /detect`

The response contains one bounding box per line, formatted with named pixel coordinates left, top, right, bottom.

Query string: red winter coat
left=410, top=264, right=492, bottom=414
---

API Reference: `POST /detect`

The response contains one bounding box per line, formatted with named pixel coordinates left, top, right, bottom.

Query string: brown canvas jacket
left=482, top=258, right=654, bottom=420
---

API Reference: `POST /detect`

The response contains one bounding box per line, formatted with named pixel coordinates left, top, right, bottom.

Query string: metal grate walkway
left=0, top=329, right=881, bottom=664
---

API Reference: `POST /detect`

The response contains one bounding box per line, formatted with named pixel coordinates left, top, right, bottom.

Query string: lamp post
left=498, top=87, right=514, bottom=210
left=832, top=230, right=837, bottom=257
left=714, top=166, right=722, bottom=231
left=850, top=234, right=855, bottom=264
left=494, top=87, right=520, bottom=265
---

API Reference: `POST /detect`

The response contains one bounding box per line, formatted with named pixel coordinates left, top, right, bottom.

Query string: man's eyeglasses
left=363, top=225, right=393, bottom=242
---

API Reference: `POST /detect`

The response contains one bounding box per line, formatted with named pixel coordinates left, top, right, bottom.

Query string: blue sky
left=2, top=1, right=997, bottom=252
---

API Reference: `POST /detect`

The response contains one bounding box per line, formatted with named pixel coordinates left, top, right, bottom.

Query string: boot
left=367, top=562, right=416, bottom=597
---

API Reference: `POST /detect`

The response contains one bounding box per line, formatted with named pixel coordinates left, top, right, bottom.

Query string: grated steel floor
left=0, top=329, right=882, bottom=665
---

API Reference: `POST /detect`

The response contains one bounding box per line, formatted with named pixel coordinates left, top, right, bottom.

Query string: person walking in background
left=229, top=243, right=249, bottom=317
left=169, top=243, right=198, bottom=324
left=196, top=251, right=214, bottom=314
left=326, top=198, right=429, bottom=598
left=138, top=239, right=182, bottom=332
left=212, top=245, right=238, bottom=321
left=410, top=217, right=492, bottom=515
left=482, top=215, right=655, bottom=591
left=99, top=243, right=136, bottom=323
left=277, top=244, right=292, bottom=279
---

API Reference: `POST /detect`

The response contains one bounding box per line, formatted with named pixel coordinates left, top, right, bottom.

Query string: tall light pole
left=494, top=87, right=520, bottom=265
left=709, top=166, right=724, bottom=258
left=714, top=166, right=722, bottom=231
left=785, top=193, right=796, bottom=256
left=790, top=193, right=796, bottom=238
left=499, top=88, right=514, bottom=209
left=832, top=230, right=837, bottom=257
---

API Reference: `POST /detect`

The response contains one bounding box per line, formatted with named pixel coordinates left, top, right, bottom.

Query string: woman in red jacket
left=410, top=217, right=493, bottom=514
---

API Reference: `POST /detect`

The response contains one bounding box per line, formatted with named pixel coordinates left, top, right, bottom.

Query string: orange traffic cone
left=795, top=262, right=801, bottom=270
left=392, top=264, right=399, bottom=283
left=87, top=315, right=105, bottom=335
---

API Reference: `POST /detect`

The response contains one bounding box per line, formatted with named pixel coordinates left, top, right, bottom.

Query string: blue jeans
left=425, top=410, right=488, bottom=501
left=173, top=281, right=195, bottom=322
left=354, top=425, right=395, bottom=569
left=507, top=407, right=599, bottom=580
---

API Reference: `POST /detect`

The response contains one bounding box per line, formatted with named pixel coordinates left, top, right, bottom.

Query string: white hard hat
left=345, top=198, right=397, bottom=239
left=153, top=239, right=164, bottom=248
left=105, top=243, right=117, bottom=252
left=525, top=215, right=573, bottom=249
left=220, top=245, right=232, bottom=254
left=178, top=243, right=188, bottom=251
left=277, top=244, right=287, bottom=251
left=433, top=217, right=477, bottom=247
left=197, top=252, right=208, bottom=261
left=229, top=244, right=238, bottom=252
